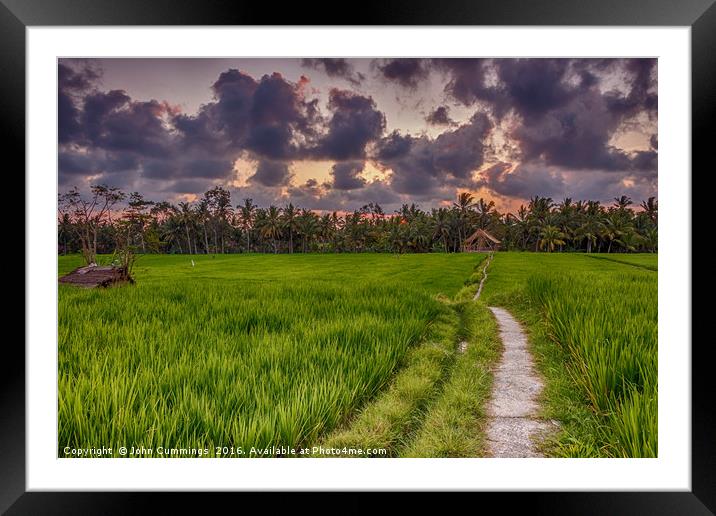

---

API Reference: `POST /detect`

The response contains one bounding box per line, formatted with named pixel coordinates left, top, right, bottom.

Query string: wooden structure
left=59, top=264, right=132, bottom=288
left=462, top=228, right=501, bottom=252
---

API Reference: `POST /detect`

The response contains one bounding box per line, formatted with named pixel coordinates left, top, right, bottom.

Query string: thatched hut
left=59, top=264, right=132, bottom=288
left=462, top=228, right=501, bottom=252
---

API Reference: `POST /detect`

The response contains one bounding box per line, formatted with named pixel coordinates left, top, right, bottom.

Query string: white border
left=27, top=27, right=691, bottom=491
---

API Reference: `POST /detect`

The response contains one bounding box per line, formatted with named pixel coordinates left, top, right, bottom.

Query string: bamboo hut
left=462, top=228, right=501, bottom=252
left=59, top=264, right=132, bottom=288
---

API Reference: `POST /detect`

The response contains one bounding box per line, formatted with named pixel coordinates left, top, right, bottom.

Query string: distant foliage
left=58, top=185, right=658, bottom=255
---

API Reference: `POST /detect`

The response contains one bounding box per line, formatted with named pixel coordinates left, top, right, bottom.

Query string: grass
left=584, top=253, right=658, bottom=271
left=401, top=300, right=501, bottom=457
left=58, top=253, right=481, bottom=457
left=319, top=255, right=499, bottom=457
left=481, top=253, right=657, bottom=457
left=58, top=251, right=657, bottom=458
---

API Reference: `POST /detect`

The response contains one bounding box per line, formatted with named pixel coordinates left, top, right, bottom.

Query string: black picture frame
left=4, top=0, right=712, bottom=513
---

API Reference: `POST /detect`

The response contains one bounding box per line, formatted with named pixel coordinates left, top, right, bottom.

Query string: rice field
left=58, top=252, right=657, bottom=458
left=481, top=253, right=657, bottom=457
left=58, top=253, right=481, bottom=457
left=584, top=253, right=658, bottom=271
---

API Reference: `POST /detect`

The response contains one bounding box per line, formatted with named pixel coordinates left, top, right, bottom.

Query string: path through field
left=458, top=253, right=493, bottom=354
left=483, top=306, right=552, bottom=457
left=473, top=253, right=493, bottom=301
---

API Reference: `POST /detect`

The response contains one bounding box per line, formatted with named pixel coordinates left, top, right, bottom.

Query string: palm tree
left=297, top=209, right=319, bottom=253
left=641, top=227, right=658, bottom=253
left=178, top=201, right=194, bottom=254
left=432, top=208, right=452, bottom=253
left=538, top=225, right=566, bottom=252
left=258, top=205, right=282, bottom=253
left=196, top=199, right=211, bottom=254
left=282, top=203, right=299, bottom=254
left=453, top=192, right=475, bottom=249
left=473, top=197, right=496, bottom=230
left=613, top=195, right=634, bottom=213
left=640, top=197, right=658, bottom=224
left=616, top=231, right=642, bottom=253
left=527, top=196, right=554, bottom=251
left=238, top=198, right=256, bottom=252
left=602, top=213, right=634, bottom=253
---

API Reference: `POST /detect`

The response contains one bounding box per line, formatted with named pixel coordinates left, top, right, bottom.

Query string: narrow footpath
left=483, top=307, right=552, bottom=457
left=470, top=252, right=553, bottom=457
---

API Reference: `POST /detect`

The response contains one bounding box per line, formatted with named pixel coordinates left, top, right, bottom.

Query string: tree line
left=58, top=185, right=657, bottom=264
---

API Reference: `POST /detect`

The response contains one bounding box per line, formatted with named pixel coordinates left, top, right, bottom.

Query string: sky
left=58, top=58, right=657, bottom=213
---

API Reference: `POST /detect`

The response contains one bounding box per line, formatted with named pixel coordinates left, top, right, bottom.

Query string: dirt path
left=473, top=253, right=493, bottom=301
left=484, top=306, right=553, bottom=457
left=458, top=254, right=494, bottom=354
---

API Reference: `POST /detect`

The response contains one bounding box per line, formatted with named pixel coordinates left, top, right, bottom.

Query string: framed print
left=4, top=0, right=713, bottom=513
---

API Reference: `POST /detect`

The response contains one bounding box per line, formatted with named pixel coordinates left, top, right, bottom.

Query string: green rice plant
left=400, top=301, right=501, bottom=457
left=58, top=253, right=481, bottom=457
left=480, top=252, right=657, bottom=458
left=584, top=253, right=658, bottom=271
left=525, top=269, right=657, bottom=457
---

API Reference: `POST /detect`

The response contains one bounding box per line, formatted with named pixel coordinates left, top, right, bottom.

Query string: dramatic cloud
left=313, top=89, right=385, bottom=160
left=374, top=59, right=429, bottom=89
left=250, top=160, right=292, bottom=187
left=425, top=106, right=455, bottom=126
left=478, top=162, right=566, bottom=199
left=331, top=161, right=366, bottom=190
left=377, top=112, right=492, bottom=196
left=301, top=58, right=365, bottom=85
left=58, top=58, right=657, bottom=210
left=59, top=64, right=95, bottom=144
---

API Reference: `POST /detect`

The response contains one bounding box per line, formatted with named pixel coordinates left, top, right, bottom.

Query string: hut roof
left=464, top=228, right=501, bottom=245
left=59, top=264, right=131, bottom=288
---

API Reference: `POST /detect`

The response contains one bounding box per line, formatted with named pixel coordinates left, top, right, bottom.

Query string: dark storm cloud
left=58, top=63, right=101, bottom=144
left=331, top=161, right=366, bottom=190
left=59, top=63, right=327, bottom=196
left=249, top=160, right=292, bottom=187
left=57, top=63, right=101, bottom=143
left=86, top=96, right=173, bottom=158
left=478, top=162, right=566, bottom=199
left=58, top=149, right=140, bottom=177
left=58, top=58, right=656, bottom=207
left=425, top=106, right=455, bottom=126
left=194, top=70, right=321, bottom=160
left=496, top=59, right=581, bottom=121
left=374, top=59, right=429, bottom=89
left=58, top=151, right=96, bottom=176
left=650, top=134, right=658, bottom=150
left=628, top=150, right=658, bottom=173
left=374, top=131, right=413, bottom=161
left=286, top=177, right=402, bottom=212
left=246, top=73, right=318, bottom=158
left=603, top=59, right=658, bottom=118
left=142, top=159, right=174, bottom=179
left=181, top=158, right=233, bottom=179
left=430, top=58, right=658, bottom=175
left=377, top=112, right=492, bottom=196
left=312, top=89, right=385, bottom=160
left=301, top=59, right=365, bottom=85
left=511, top=87, right=651, bottom=172
left=162, top=178, right=215, bottom=195
left=432, top=59, right=503, bottom=111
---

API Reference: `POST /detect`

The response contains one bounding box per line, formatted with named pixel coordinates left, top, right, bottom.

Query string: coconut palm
left=453, top=192, right=475, bottom=248
left=258, top=205, right=283, bottom=253
left=238, top=198, right=256, bottom=252
left=640, top=197, right=658, bottom=224
left=432, top=208, right=452, bottom=253
left=538, top=225, right=566, bottom=252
